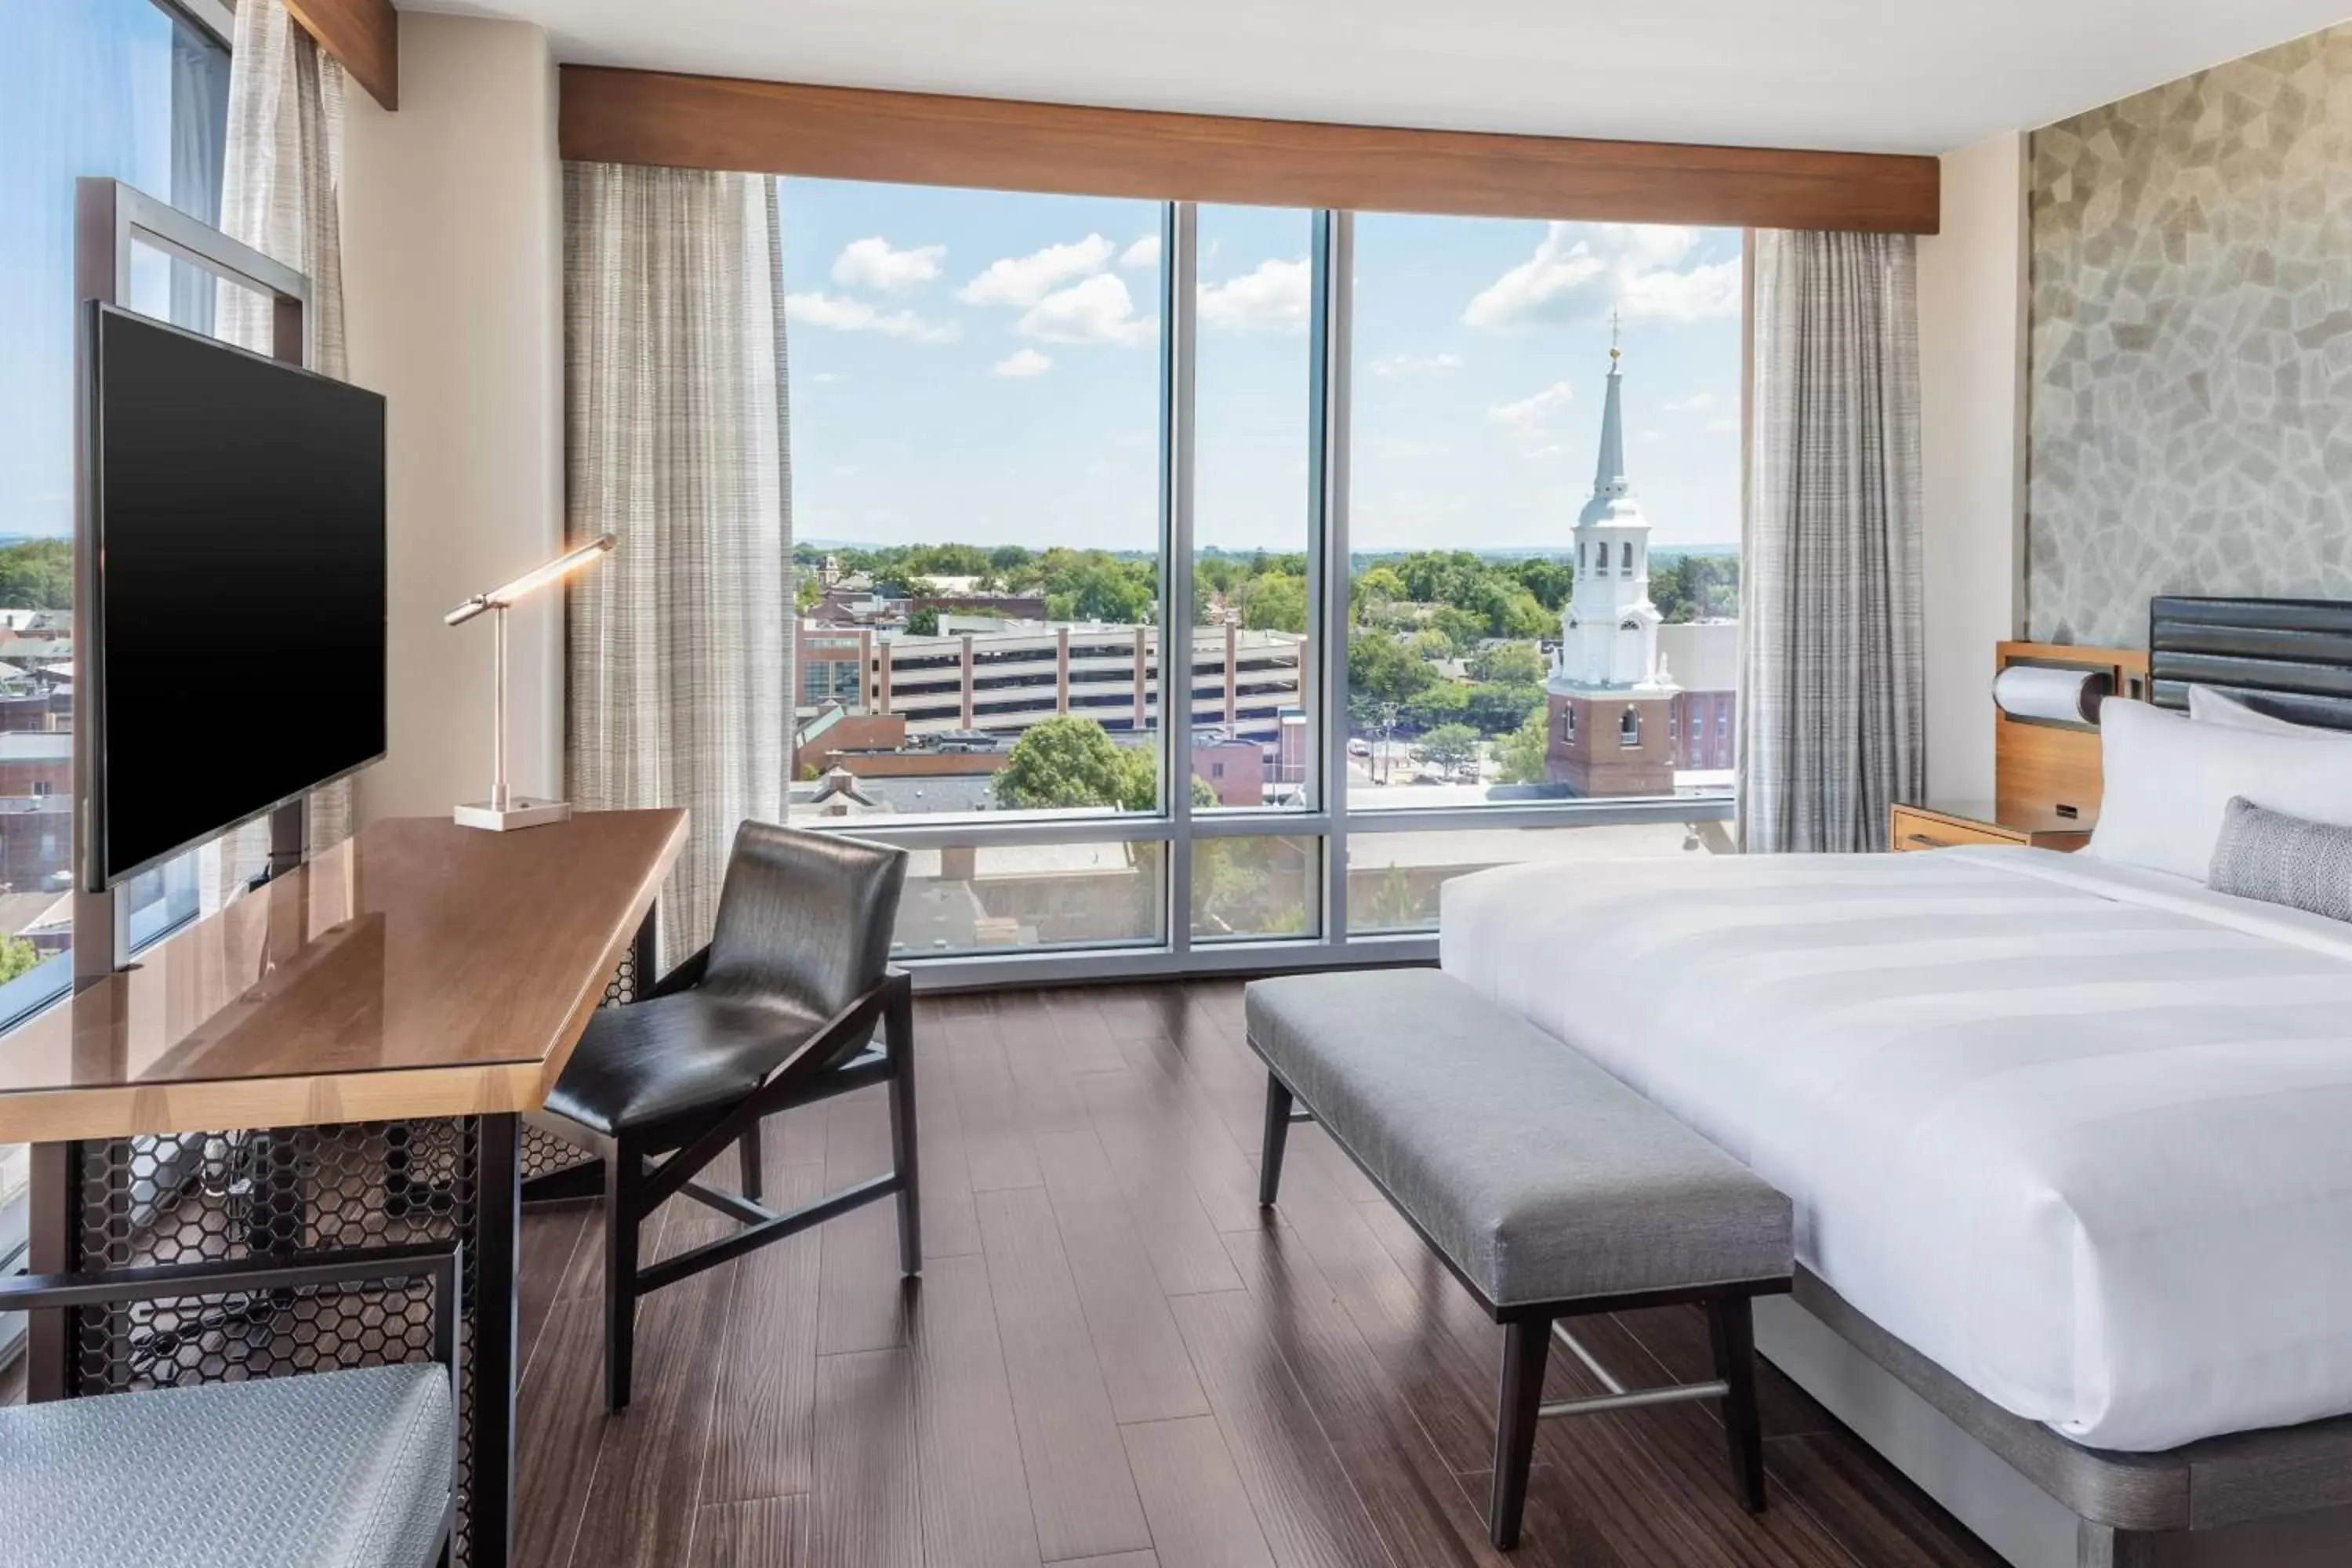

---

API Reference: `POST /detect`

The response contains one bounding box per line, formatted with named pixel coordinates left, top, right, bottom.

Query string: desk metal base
left=25, top=1112, right=522, bottom=1568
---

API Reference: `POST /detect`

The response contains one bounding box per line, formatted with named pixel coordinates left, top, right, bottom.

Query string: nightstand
left=1888, top=800, right=2093, bottom=855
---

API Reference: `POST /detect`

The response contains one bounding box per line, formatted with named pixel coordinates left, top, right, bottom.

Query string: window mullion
left=1311, top=210, right=1353, bottom=946
left=1161, top=201, right=1198, bottom=955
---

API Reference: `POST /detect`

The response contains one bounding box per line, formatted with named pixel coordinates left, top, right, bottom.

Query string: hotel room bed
left=1441, top=845, right=2352, bottom=1454
left=1434, top=597, right=2352, bottom=1566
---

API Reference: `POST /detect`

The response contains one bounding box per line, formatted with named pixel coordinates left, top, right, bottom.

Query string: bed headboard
left=2147, top=597, right=2352, bottom=731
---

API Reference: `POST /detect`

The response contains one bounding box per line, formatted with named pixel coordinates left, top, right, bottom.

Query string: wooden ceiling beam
left=286, top=0, right=399, bottom=112
left=558, top=67, right=1939, bottom=234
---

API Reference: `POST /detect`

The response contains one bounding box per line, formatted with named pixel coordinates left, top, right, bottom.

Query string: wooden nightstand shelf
left=1889, top=800, right=2093, bottom=855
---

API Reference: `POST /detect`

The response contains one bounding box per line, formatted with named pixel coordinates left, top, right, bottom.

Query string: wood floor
left=503, top=980, right=2005, bottom=1568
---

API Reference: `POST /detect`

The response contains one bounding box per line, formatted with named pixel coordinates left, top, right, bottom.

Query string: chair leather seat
left=546, top=989, right=830, bottom=1137
left=0, top=1362, right=452, bottom=1568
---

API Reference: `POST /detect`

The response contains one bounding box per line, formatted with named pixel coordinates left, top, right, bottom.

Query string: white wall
left=340, top=15, right=564, bottom=824
left=1915, top=132, right=2028, bottom=802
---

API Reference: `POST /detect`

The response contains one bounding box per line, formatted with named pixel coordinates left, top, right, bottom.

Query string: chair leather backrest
left=702, top=822, right=906, bottom=1031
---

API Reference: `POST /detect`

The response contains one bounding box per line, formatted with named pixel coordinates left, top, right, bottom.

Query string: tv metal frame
left=71, top=177, right=317, bottom=987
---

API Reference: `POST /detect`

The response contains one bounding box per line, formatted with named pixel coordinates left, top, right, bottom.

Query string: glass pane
left=782, top=177, right=1167, bottom=824
left=1348, top=818, right=1733, bottom=935
left=892, top=840, right=1167, bottom=957
left=1192, top=834, right=1319, bottom=942
left=1348, top=215, right=1743, bottom=808
left=1191, top=205, right=1314, bottom=810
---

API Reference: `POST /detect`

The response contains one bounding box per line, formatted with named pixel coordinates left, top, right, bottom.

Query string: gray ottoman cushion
left=0, top=1362, right=452, bottom=1568
left=1247, top=969, right=1791, bottom=1308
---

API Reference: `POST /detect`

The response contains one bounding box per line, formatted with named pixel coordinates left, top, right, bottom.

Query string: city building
left=1545, top=332, right=1682, bottom=795
left=794, top=621, right=1306, bottom=747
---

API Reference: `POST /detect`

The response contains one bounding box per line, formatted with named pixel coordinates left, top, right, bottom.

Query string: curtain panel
left=563, top=162, right=792, bottom=967
left=210, top=0, right=353, bottom=905
left=1737, top=230, right=1925, bottom=855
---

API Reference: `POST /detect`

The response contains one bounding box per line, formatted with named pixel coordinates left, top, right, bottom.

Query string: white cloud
left=1488, top=379, right=1574, bottom=436
left=805, top=371, right=848, bottom=384
left=785, top=292, right=960, bottom=343
left=830, top=236, right=945, bottom=292
left=1638, top=429, right=1663, bottom=444
left=1370, top=352, right=1464, bottom=378
left=1663, top=390, right=1719, bottom=413
left=1706, top=415, right=1740, bottom=434
left=1017, top=273, right=1156, bottom=346
left=958, top=235, right=1116, bottom=308
left=1120, top=234, right=1162, bottom=270
left=1199, top=257, right=1310, bottom=333
left=992, top=348, right=1053, bottom=378
left=1465, top=223, right=1741, bottom=329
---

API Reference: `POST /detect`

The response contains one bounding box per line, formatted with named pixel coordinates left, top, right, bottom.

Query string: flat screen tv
left=85, top=303, right=387, bottom=889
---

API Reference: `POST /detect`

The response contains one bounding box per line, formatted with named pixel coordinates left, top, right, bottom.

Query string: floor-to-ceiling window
left=780, top=183, right=1744, bottom=976
left=0, top=0, right=228, bottom=1367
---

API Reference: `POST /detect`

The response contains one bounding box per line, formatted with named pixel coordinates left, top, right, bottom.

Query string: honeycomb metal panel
left=73, top=1119, right=487, bottom=1564
left=521, top=949, right=637, bottom=1183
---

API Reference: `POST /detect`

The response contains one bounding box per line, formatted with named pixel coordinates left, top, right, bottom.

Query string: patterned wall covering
left=2027, top=25, right=2352, bottom=645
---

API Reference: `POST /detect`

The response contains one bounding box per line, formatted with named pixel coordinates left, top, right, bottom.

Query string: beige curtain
left=208, top=0, right=352, bottom=905
left=564, top=163, right=792, bottom=967
left=1737, top=230, right=1925, bottom=854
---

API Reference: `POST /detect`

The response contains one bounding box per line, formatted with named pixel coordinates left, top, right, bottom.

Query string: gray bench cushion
left=0, top=1362, right=452, bottom=1568
left=1246, top=970, right=1792, bottom=1308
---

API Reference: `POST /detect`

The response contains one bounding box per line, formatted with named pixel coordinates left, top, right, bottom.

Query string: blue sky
left=2, top=0, right=182, bottom=542
left=782, top=177, right=1744, bottom=555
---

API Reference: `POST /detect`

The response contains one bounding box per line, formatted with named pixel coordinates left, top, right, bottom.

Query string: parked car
left=1346, top=738, right=1372, bottom=757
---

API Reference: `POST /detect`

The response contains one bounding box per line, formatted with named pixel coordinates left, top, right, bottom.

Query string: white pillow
left=2089, top=699, right=2352, bottom=882
left=2188, top=684, right=2320, bottom=735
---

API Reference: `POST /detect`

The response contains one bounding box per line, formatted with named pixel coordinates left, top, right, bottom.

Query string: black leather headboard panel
left=2147, top=597, right=2352, bottom=731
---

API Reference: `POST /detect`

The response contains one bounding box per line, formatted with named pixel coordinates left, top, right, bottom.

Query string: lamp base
left=454, top=798, right=574, bottom=832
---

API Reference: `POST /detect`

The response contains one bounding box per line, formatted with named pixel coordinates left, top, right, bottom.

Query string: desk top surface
left=0, top=808, right=687, bottom=1142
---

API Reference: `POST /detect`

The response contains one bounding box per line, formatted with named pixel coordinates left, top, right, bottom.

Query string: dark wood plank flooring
left=2, top=980, right=2006, bottom=1567
left=507, top=981, right=2003, bottom=1568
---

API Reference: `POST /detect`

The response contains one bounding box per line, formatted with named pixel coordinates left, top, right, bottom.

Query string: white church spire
left=1548, top=323, right=1678, bottom=696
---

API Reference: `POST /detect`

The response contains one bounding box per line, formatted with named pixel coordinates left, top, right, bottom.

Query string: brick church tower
left=1545, top=326, right=1681, bottom=795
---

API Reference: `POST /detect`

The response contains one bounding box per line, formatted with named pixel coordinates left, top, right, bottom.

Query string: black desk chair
left=528, top=822, right=915, bottom=1411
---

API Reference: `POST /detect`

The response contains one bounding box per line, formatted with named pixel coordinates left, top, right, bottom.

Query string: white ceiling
left=412, top=0, right=2352, bottom=155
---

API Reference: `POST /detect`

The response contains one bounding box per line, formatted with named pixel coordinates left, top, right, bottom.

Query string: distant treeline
left=0, top=539, right=71, bottom=611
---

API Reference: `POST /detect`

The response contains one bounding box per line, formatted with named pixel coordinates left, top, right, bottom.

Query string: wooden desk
left=5, top=808, right=686, bottom=1568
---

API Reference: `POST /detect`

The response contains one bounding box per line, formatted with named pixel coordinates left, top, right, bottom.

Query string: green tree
left=905, top=608, right=940, bottom=636
left=1347, top=630, right=1436, bottom=705
left=1430, top=606, right=1486, bottom=656
left=1463, top=682, right=1547, bottom=735
left=1239, top=572, right=1308, bottom=633
left=1419, top=722, right=1482, bottom=781
left=1470, top=641, right=1547, bottom=685
left=0, top=935, right=39, bottom=985
left=995, top=717, right=1137, bottom=810
left=795, top=573, right=824, bottom=616
left=1496, top=706, right=1552, bottom=784
left=1350, top=565, right=1406, bottom=624
left=1508, top=555, right=1575, bottom=612
left=0, top=540, right=72, bottom=610
left=1401, top=682, right=1471, bottom=730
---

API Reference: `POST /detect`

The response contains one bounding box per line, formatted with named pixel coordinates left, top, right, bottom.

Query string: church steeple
left=1579, top=311, right=1639, bottom=527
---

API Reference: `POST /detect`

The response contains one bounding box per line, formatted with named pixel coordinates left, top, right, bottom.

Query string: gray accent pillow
left=2209, top=796, right=2352, bottom=923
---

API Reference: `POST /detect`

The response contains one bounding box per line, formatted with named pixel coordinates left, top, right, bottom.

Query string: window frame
left=794, top=201, right=1743, bottom=986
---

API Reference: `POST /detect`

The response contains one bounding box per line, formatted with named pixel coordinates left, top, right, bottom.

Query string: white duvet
left=1439, top=847, right=2352, bottom=1451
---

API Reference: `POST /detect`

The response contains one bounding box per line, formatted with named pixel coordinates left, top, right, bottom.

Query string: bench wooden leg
left=1708, top=1294, right=1767, bottom=1512
left=1258, top=1074, right=1294, bottom=1208
left=1490, top=1317, right=1551, bottom=1549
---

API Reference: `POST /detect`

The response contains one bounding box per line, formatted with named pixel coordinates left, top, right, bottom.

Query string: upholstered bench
left=1245, top=969, right=1795, bottom=1550
left=0, top=1246, right=460, bottom=1568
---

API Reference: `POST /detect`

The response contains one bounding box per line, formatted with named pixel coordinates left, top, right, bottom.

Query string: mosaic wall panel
left=2027, top=25, right=2352, bottom=645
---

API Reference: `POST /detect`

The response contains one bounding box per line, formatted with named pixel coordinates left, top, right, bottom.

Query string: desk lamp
left=444, top=534, right=615, bottom=829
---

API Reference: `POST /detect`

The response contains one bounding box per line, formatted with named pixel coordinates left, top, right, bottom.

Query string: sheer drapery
left=563, top=162, right=792, bottom=967
left=1737, top=230, right=1925, bottom=855
left=209, top=0, right=352, bottom=905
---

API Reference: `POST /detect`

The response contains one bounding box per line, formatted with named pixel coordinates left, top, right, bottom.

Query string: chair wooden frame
left=523, top=962, right=920, bottom=1411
